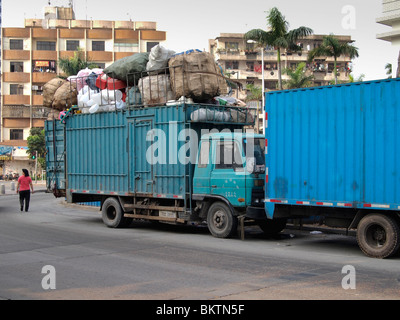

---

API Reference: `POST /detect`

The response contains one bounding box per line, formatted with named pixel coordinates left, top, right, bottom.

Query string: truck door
left=128, top=118, right=153, bottom=194
left=210, top=139, right=246, bottom=206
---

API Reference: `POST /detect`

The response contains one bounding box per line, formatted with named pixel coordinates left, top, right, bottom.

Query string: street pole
left=35, top=151, right=37, bottom=184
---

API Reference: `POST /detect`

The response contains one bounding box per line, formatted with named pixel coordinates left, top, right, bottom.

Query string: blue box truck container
left=264, top=78, right=400, bottom=258
left=45, top=103, right=267, bottom=238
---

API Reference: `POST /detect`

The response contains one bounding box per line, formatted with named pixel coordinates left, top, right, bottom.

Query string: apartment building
left=376, top=0, right=400, bottom=45
left=0, top=5, right=166, bottom=175
left=209, top=33, right=354, bottom=98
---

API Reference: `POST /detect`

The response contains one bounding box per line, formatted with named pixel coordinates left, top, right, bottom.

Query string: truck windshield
left=243, top=138, right=265, bottom=167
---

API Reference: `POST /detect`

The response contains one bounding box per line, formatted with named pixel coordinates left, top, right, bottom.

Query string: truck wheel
left=102, top=197, right=130, bottom=228
left=356, top=213, right=400, bottom=259
left=207, top=202, right=238, bottom=238
left=258, top=218, right=287, bottom=235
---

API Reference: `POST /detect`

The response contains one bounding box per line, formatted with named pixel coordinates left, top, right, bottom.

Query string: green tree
left=282, top=62, right=314, bottom=89
left=244, top=7, right=313, bottom=90
left=385, top=63, right=392, bottom=79
left=308, top=34, right=359, bottom=85
left=245, top=84, right=262, bottom=101
left=58, top=48, right=98, bottom=77
left=27, top=128, right=46, bottom=169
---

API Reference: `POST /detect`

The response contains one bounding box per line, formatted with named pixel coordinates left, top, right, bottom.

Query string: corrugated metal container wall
left=265, top=78, right=400, bottom=215
left=65, top=107, right=190, bottom=198
left=45, top=119, right=66, bottom=190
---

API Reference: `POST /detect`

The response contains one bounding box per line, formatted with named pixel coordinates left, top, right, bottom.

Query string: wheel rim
left=212, top=209, right=227, bottom=230
left=106, top=206, right=117, bottom=221
left=365, top=224, right=387, bottom=248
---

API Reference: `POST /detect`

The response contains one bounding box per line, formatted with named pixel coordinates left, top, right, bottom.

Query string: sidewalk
left=0, top=179, right=48, bottom=196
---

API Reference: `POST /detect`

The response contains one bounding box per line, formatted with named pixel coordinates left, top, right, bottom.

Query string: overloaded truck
left=45, top=49, right=270, bottom=239
left=264, top=78, right=400, bottom=258
left=45, top=105, right=267, bottom=238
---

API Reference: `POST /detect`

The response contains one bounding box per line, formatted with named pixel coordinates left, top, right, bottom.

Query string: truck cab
left=193, top=132, right=266, bottom=237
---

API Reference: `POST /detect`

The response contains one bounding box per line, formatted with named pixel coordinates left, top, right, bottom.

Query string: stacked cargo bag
left=146, top=44, right=175, bottom=74
left=52, top=81, right=78, bottom=110
left=43, top=78, right=66, bottom=108
left=138, top=74, right=174, bottom=106
left=168, top=49, right=227, bottom=102
left=103, top=52, right=149, bottom=85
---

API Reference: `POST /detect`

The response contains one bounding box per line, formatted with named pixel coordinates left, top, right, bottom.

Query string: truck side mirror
left=246, top=157, right=256, bottom=174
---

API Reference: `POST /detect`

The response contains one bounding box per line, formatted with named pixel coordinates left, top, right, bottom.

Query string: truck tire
left=356, top=213, right=400, bottom=259
left=102, top=197, right=130, bottom=228
left=207, top=202, right=238, bottom=238
left=258, top=218, right=287, bottom=235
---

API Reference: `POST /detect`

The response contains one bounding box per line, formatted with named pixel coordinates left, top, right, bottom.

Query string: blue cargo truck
left=45, top=103, right=268, bottom=238
left=264, top=78, right=400, bottom=258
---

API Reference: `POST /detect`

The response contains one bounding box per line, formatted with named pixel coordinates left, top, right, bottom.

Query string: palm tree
left=282, top=62, right=314, bottom=89
left=308, top=34, right=359, bottom=85
left=58, top=48, right=98, bottom=77
left=244, top=7, right=313, bottom=90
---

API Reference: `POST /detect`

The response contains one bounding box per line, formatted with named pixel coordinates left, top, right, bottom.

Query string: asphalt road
left=0, top=190, right=399, bottom=301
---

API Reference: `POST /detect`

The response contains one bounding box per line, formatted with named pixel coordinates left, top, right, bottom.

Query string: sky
left=2, top=0, right=398, bottom=81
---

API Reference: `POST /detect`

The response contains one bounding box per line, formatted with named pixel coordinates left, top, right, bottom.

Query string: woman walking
left=16, top=169, right=34, bottom=212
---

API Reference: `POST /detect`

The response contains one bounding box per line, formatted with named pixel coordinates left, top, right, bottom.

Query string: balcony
left=2, top=27, right=30, bottom=37
left=3, top=72, right=30, bottom=83
left=3, top=95, right=30, bottom=105
left=3, top=50, right=30, bottom=60
left=87, top=29, right=112, bottom=39
left=114, top=21, right=134, bottom=29
left=32, top=95, right=44, bottom=106
left=59, top=29, right=85, bottom=39
left=115, top=29, right=139, bottom=40
left=32, top=72, right=57, bottom=84
left=114, top=52, right=135, bottom=60
left=32, top=28, right=57, bottom=39
left=2, top=105, right=31, bottom=118
left=1, top=105, right=52, bottom=121
left=32, top=50, right=57, bottom=60
left=87, top=51, right=113, bottom=61
left=141, top=30, right=166, bottom=41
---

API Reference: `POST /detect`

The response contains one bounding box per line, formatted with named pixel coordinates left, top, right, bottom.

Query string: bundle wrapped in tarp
left=138, top=74, right=174, bottom=106
left=146, top=44, right=175, bottom=74
left=104, top=52, right=149, bottom=84
left=43, top=78, right=66, bottom=108
left=52, top=81, right=78, bottom=110
left=168, top=49, right=227, bottom=102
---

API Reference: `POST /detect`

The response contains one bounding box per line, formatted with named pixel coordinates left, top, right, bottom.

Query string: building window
left=114, top=42, right=138, bottom=52
left=66, top=40, right=80, bottom=51
left=92, top=41, right=105, bottom=51
left=146, top=42, right=159, bottom=52
left=10, top=39, right=23, bottom=50
left=226, top=61, right=239, bottom=70
left=10, top=129, right=24, bottom=140
left=226, top=42, right=239, bottom=50
left=10, top=84, right=24, bottom=95
left=37, top=41, right=56, bottom=51
left=10, top=62, right=24, bottom=72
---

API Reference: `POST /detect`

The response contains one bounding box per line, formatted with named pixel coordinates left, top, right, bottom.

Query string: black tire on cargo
left=258, top=218, right=287, bottom=235
left=356, top=213, right=400, bottom=259
left=207, top=202, right=237, bottom=238
left=102, top=197, right=130, bottom=228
